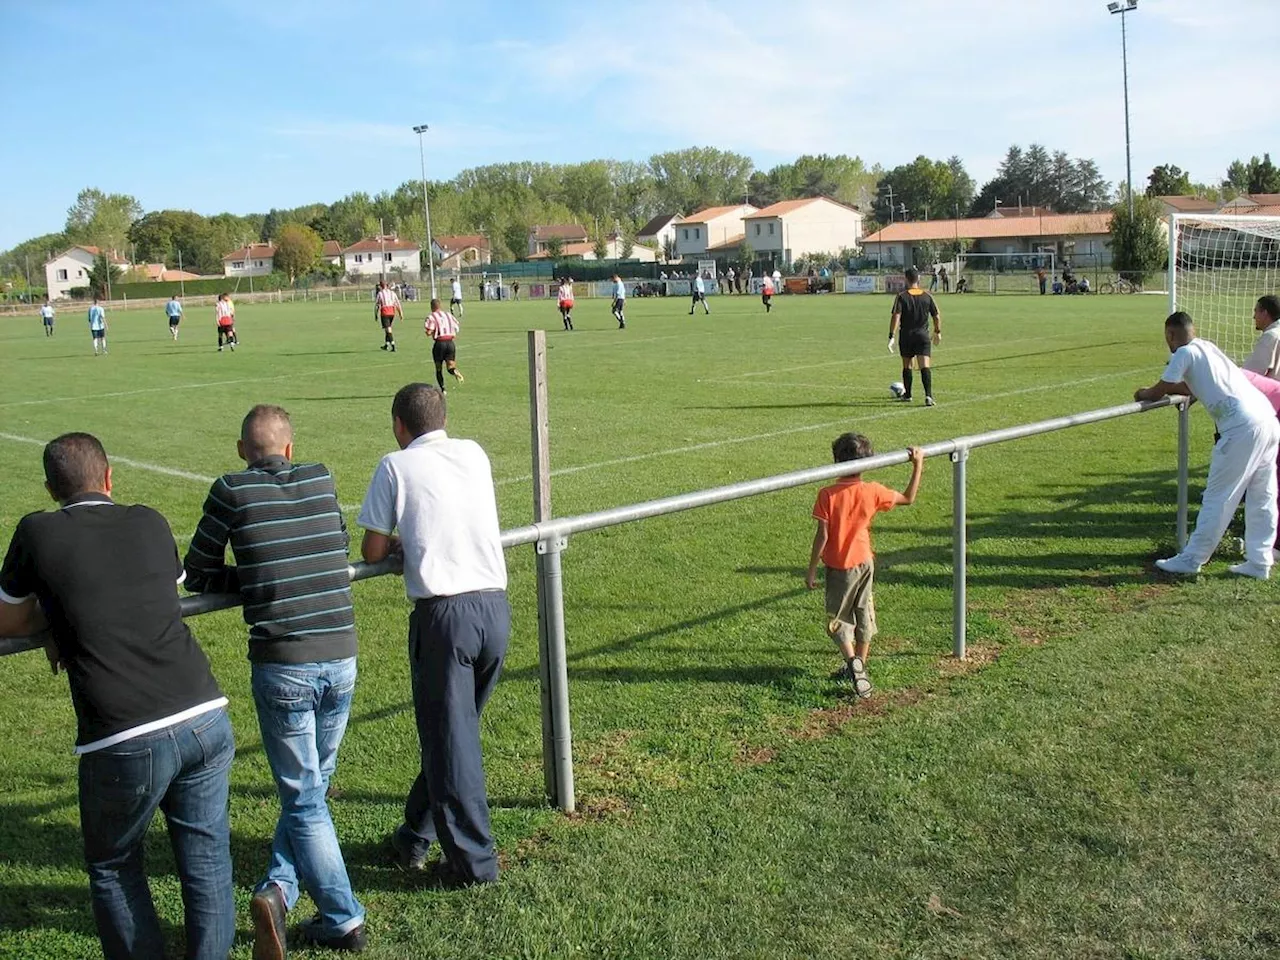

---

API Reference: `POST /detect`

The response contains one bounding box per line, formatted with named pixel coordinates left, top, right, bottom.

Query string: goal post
left=1169, top=213, right=1280, bottom=362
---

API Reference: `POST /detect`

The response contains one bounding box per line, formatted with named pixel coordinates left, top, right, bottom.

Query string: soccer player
left=1135, top=312, right=1280, bottom=578
left=689, top=272, right=711, bottom=315
left=376, top=281, right=402, bottom=352
left=888, top=266, right=942, bottom=406
left=611, top=273, right=627, bottom=329
left=761, top=273, right=774, bottom=313
left=806, top=435, right=925, bottom=698
left=450, top=275, right=465, bottom=317
left=425, top=297, right=465, bottom=393
left=1243, top=295, right=1280, bottom=377
left=39, top=296, right=55, bottom=336
left=165, top=293, right=183, bottom=340
left=557, top=277, right=575, bottom=330
left=771, top=267, right=782, bottom=292
left=87, top=296, right=107, bottom=355
left=215, top=292, right=237, bottom=351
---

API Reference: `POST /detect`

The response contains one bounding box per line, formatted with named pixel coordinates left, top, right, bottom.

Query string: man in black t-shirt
left=888, top=266, right=943, bottom=406
left=0, top=433, right=235, bottom=960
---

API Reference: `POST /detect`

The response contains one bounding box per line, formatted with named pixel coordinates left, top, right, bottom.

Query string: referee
left=888, top=267, right=942, bottom=406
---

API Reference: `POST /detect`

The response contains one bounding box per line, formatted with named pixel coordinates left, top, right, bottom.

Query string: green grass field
left=2, top=291, right=1278, bottom=959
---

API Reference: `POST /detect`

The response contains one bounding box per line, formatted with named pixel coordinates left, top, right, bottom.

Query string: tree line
left=2, top=146, right=1274, bottom=290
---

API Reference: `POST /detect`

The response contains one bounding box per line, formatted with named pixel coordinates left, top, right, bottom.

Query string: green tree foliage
left=1146, top=164, right=1193, bottom=197
left=748, top=154, right=879, bottom=211
left=592, top=234, right=610, bottom=260
left=970, top=145, right=1111, bottom=215
left=0, top=232, right=67, bottom=289
left=1109, top=195, right=1166, bottom=282
left=875, top=156, right=975, bottom=223
left=545, top=236, right=565, bottom=259
left=649, top=147, right=754, bottom=214
left=64, top=188, right=142, bottom=254
left=87, top=251, right=122, bottom=299
left=274, top=223, right=323, bottom=281
left=1223, top=154, right=1280, bottom=195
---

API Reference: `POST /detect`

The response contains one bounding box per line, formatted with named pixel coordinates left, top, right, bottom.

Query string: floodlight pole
left=413, top=124, right=439, bottom=300
left=1110, top=0, right=1138, bottom=218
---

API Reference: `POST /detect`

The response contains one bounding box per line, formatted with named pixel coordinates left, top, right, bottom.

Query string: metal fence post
left=537, top=535, right=575, bottom=813
left=1176, top=399, right=1190, bottom=550
left=951, top=447, right=969, bottom=661
left=527, top=331, right=558, bottom=808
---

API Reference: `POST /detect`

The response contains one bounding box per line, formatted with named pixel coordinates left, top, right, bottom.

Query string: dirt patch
left=938, top=642, right=1001, bottom=675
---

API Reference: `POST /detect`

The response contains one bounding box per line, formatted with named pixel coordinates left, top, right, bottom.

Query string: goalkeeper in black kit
left=887, top=267, right=942, bottom=406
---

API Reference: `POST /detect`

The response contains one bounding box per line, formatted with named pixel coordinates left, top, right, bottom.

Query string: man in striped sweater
left=425, top=297, right=464, bottom=393
left=183, top=405, right=366, bottom=958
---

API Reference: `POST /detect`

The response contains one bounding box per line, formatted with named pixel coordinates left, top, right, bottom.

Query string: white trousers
left=1181, top=417, right=1280, bottom=567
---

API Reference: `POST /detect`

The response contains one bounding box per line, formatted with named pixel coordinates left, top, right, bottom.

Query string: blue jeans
left=251, top=657, right=363, bottom=937
left=78, top=707, right=235, bottom=960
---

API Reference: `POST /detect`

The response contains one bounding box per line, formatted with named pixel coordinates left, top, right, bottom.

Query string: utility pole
left=1108, top=0, right=1139, bottom=218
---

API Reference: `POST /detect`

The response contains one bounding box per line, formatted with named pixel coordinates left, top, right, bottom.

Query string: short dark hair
left=832, top=432, right=873, bottom=463
left=44, top=432, right=109, bottom=501
left=392, top=383, right=446, bottom=438
left=904, top=266, right=919, bottom=285
left=1258, top=295, right=1280, bottom=323
left=430, top=297, right=441, bottom=310
left=1166, top=311, right=1194, bottom=333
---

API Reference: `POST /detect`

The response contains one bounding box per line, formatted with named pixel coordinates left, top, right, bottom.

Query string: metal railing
left=0, top=396, right=1192, bottom=814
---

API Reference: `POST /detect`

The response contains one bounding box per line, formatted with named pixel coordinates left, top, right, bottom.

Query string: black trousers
left=400, top=590, right=510, bottom=882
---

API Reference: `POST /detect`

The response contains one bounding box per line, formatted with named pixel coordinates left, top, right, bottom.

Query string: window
left=255, top=260, right=263, bottom=267
left=695, top=228, right=701, bottom=239
left=355, top=254, right=364, bottom=263
left=768, top=223, right=775, bottom=236
left=232, top=261, right=244, bottom=269
left=56, top=269, right=68, bottom=281
left=683, top=229, right=689, bottom=240
left=754, top=224, right=761, bottom=237
left=384, top=252, right=393, bottom=262
left=77, top=270, right=85, bottom=278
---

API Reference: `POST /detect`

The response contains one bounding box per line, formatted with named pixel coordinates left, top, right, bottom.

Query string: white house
left=44, top=245, right=129, bottom=300
left=637, top=214, right=683, bottom=259
left=222, top=243, right=276, bottom=277
left=675, top=204, right=757, bottom=259
left=320, top=240, right=344, bottom=266
left=743, top=197, right=864, bottom=261
left=342, top=236, right=421, bottom=277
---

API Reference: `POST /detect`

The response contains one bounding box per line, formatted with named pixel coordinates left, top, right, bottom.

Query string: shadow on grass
left=937, top=338, right=1139, bottom=369
left=683, top=400, right=898, bottom=411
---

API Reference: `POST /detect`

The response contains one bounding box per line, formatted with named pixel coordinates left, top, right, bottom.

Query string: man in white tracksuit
left=1135, top=311, right=1280, bottom=579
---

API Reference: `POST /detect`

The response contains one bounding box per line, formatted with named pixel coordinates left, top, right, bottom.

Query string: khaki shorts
left=824, top=560, right=877, bottom=645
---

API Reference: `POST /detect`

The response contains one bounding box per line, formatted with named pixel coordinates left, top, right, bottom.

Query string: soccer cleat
left=390, top=343, right=397, bottom=352
left=1228, top=561, right=1271, bottom=580
left=1154, top=556, right=1201, bottom=576
left=925, top=396, right=936, bottom=407
left=380, top=343, right=388, bottom=351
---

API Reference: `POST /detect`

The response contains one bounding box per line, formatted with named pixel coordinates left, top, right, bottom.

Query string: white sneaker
left=1155, top=556, right=1201, bottom=576
left=1228, top=561, right=1271, bottom=580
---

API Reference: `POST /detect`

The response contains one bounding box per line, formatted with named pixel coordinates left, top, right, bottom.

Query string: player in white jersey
left=449, top=277, right=464, bottom=317
left=87, top=297, right=107, bottom=354
left=376, top=281, right=403, bottom=351
left=689, top=273, right=711, bottom=316
left=40, top=297, right=55, bottom=337
left=610, top=274, right=626, bottom=329
left=557, top=279, right=575, bottom=331
left=424, top=298, right=464, bottom=393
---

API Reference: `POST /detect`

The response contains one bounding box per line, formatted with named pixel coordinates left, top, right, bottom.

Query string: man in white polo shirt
left=1242, top=295, right=1280, bottom=377
left=1134, top=311, right=1280, bottom=578
left=358, top=383, right=510, bottom=886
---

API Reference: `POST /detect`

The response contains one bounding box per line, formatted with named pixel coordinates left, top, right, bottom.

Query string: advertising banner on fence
left=529, top=283, right=549, bottom=299
left=844, top=275, right=876, bottom=294
left=883, top=274, right=907, bottom=294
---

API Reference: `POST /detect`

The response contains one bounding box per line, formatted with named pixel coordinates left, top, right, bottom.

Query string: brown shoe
left=251, top=883, right=287, bottom=960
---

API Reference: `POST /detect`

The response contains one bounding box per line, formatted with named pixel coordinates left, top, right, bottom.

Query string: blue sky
left=2, top=0, right=1277, bottom=250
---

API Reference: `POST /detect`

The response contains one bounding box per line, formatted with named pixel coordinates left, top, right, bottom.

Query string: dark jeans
left=398, top=590, right=510, bottom=883
left=79, top=707, right=235, bottom=960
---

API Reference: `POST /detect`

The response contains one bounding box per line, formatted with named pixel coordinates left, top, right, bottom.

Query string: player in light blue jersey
left=165, top=294, right=183, bottom=340
left=611, top=274, right=626, bottom=329
left=87, top=297, right=108, bottom=355
left=40, top=297, right=55, bottom=337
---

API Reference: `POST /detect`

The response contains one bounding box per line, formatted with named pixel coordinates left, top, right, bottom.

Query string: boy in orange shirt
left=806, top=434, right=924, bottom=697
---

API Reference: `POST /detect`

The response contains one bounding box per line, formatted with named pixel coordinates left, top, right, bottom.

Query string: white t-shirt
left=613, top=280, right=625, bottom=300
left=694, top=276, right=705, bottom=294
left=772, top=270, right=782, bottom=284
left=358, top=430, right=507, bottom=600
left=1162, top=337, right=1275, bottom=431
left=450, top=279, right=462, bottom=300
left=1243, top=321, right=1280, bottom=377
left=40, top=304, right=54, bottom=319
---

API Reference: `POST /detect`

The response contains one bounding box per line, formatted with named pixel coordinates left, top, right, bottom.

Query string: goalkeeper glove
left=887, top=337, right=895, bottom=353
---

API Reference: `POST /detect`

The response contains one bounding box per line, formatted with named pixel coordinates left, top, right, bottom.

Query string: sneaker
left=1154, top=556, right=1201, bottom=576
left=452, top=371, right=464, bottom=383
left=899, top=395, right=912, bottom=402
left=297, top=916, right=367, bottom=953
left=389, top=829, right=428, bottom=872
left=1228, top=561, right=1271, bottom=580
left=380, top=344, right=388, bottom=351
left=250, top=884, right=287, bottom=960
left=847, top=657, right=873, bottom=699
left=925, top=396, right=936, bottom=407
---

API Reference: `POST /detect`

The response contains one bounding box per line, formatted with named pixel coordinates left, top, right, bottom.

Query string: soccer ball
left=889, top=381, right=906, bottom=398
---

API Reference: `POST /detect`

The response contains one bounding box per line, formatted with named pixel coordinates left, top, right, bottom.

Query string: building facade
left=342, top=236, right=421, bottom=277
left=44, top=246, right=130, bottom=299
left=222, top=243, right=277, bottom=277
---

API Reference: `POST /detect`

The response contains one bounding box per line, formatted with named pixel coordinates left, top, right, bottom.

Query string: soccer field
left=6, top=291, right=1278, bottom=959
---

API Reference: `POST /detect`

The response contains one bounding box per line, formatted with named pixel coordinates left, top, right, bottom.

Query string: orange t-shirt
left=812, top=478, right=898, bottom=570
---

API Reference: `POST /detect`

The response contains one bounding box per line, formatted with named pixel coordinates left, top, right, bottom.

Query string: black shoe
left=426, top=855, right=494, bottom=890
left=389, top=830, right=428, bottom=872
left=298, top=916, right=367, bottom=953
left=250, top=884, right=287, bottom=960
left=899, top=394, right=912, bottom=402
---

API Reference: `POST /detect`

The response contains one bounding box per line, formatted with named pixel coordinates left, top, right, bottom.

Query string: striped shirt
left=215, top=300, right=234, bottom=325
left=183, top=458, right=357, bottom=664
left=376, top=288, right=400, bottom=314
left=425, top=309, right=459, bottom=340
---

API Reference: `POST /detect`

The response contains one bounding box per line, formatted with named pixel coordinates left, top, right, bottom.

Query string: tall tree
left=1109, top=195, right=1166, bottom=282
left=64, top=188, right=142, bottom=255
left=970, top=144, right=1110, bottom=215
left=1146, top=164, right=1193, bottom=197
left=876, top=156, right=973, bottom=222
left=274, top=223, right=322, bottom=282
left=86, top=251, right=122, bottom=299
left=649, top=147, right=754, bottom=214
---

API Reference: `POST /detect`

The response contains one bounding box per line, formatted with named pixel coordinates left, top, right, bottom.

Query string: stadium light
left=1108, top=0, right=1139, bottom=218
left=412, top=124, right=439, bottom=299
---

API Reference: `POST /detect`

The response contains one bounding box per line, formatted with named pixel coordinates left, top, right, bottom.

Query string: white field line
left=493, top=367, right=1149, bottom=487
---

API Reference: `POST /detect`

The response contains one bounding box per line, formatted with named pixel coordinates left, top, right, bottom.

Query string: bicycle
left=1099, top=276, right=1142, bottom=295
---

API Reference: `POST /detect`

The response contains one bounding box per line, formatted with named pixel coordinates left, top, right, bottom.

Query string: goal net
left=1170, top=214, right=1280, bottom=362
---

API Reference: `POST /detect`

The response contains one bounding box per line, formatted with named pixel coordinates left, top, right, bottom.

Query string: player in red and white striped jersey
left=375, top=282, right=403, bottom=352
left=215, top=292, right=237, bottom=351
left=424, top=298, right=465, bottom=393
